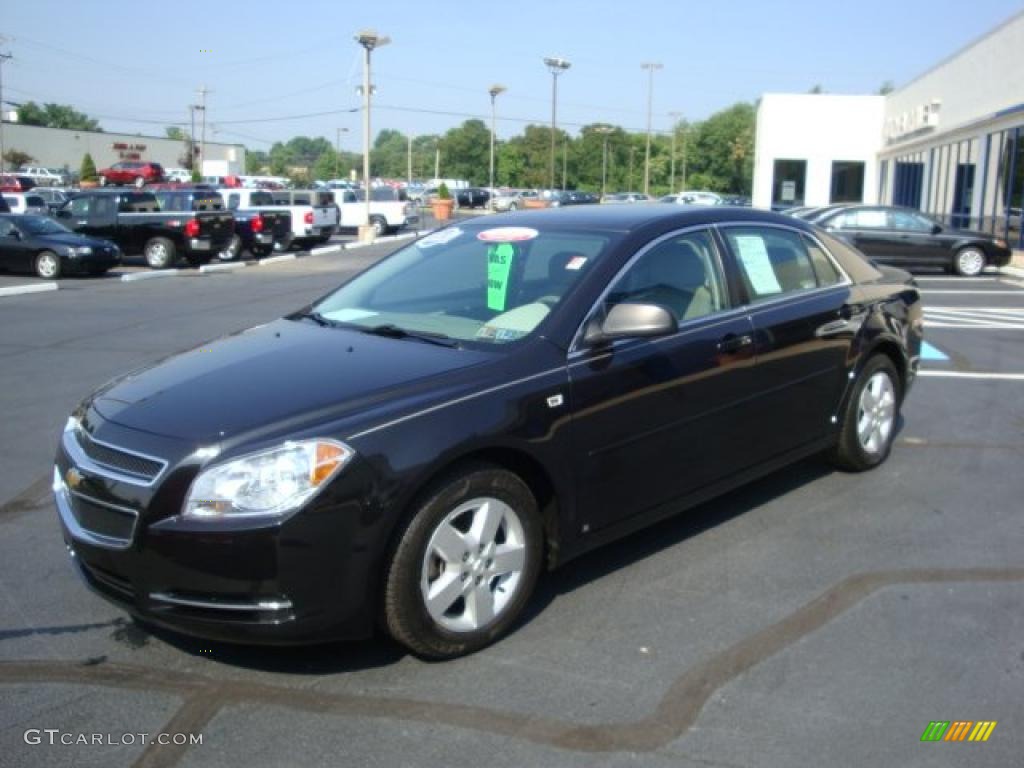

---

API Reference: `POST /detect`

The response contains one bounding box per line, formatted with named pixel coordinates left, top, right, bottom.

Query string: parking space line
left=199, top=262, right=248, bottom=273
left=258, top=254, right=297, bottom=266
left=920, top=290, right=1024, bottom=295
left=120, top=270, right=182, bottom=282
left=918, top=371, right=1024, bottom=381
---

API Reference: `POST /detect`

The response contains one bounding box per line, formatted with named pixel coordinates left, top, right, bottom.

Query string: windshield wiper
left=294, top=310, right=339, bottom=327
left=360, top=324, right=459, bottom=348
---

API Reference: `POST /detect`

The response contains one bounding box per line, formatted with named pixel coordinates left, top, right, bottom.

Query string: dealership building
left=753, top=9, right=1024, bottom=245
left=0, top=122, right=245, bottom=176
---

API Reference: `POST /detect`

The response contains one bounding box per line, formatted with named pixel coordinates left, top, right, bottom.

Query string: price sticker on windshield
left=477, top=227, right=538, bottom=243
left=487, top=243, right=516, bottom=311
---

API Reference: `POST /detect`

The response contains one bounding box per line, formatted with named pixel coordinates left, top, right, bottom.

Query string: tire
left=383, top=465, right=543, bottom=659
left=218, top=234, right=242, bottom=261
left=98, top=176, right=108, bottom=187
left=830, top=355, right=901, bottom=472
left=370, top=216, right=387, bottom=237
left=35, top=250, right=62, bottom=279
left=953, top=247, right=986, bottom=277
left=144, top=237, right=176, bottom=269
left=508, top=203, right=518, bottom=211
left=134, top=176, right=146, bottom=188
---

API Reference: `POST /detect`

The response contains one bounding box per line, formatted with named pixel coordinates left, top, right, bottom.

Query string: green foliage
left=438, top=120, right=490, bottom=184
left=246, top=150, right=269, bottom=174
left=79, top=153, right=97, bottom=182
left=2, top=149, right=34, bottom=169
left=165, top=126, right=187, bottom=140
left=878, top=80, right=895, bottom=95
left=191, top=168, right=202, bottom=183
left=18, top=101, right=102, bottom=132
left=438, top=182, right=450, bottom=200
left=684, top=103, right=755, bottom=194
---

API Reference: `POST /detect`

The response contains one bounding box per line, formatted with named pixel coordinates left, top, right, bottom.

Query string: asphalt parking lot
left=1, top=250, right=1022, bottom=767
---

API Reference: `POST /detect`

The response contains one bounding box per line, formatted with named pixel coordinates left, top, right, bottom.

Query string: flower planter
left=431, top=199, right=455, bottom=221
left=523, top=198, right=548, bottom=209
left=78, top=180, right=99, bottom=189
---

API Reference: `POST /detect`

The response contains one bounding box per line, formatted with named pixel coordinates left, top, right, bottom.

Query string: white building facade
left=753, top=9, right=1024, bottom=247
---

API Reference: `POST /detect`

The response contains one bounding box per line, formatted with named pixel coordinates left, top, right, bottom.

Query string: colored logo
left=65, top=467, right=83, bottom=490
left=921, top=721, right=997, bottom=742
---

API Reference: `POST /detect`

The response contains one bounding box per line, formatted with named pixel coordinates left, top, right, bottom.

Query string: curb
left=258, top=253, right=298, bottom=266
left=120, top=270, right=182, bottom=282
left=199, top=261, right=249, bottom=274
left=1000, top=265, right=1024, bottom=279
left=310, top=244, right=343, bottom=256
left=0, top=282, right=59, bottom=297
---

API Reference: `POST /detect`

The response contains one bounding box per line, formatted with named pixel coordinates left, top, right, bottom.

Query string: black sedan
left=812, top=205, right=1012, bottom=276
left=54, top=206, right=922, bottom=658
left=454, top=187, right=491, bottom=208
left=0, top=214, right=121, bottom=278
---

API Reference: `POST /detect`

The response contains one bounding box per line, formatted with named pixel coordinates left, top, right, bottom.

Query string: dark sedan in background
left=454, top=187, right=491, bottom=208
left=54, top=206, right=921, bottom=659
left=812, top=204, right=1012, bottom=276
left=0, top=214, right=121, bottom=278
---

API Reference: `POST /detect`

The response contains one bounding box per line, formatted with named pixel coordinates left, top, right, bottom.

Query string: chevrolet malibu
left=54, top=206, right=922, bottom=659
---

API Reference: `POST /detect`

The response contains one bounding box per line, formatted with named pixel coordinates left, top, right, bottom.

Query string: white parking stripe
left=918, top=371, right=1024, bottom=381
left=920, top=290, right=1024, bottom=295
left=923, top=306, right=1024, bottom=329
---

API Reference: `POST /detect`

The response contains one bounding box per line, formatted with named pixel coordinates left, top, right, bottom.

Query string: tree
left=246, top=150, right=269, bottom=175
left=2, top=149, right=34, bottom=169
left=685, top=102, right=756, bottom=194
left=438, top=120, right=491, bottom=184
left=166, top=126, right=195, bottom=169
left=165, top=126, right=186, bottom=140
left=80, top=153, right=97, bottom=182
left=878, top=80, right=895, bottom=95
left=18, top=101, right=102, bottom=131
left=808, top=84, right=825, bottom=94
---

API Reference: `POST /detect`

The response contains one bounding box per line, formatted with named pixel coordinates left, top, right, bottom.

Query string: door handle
left=77, top=220, right=88, bottom=225
left=717, top=333, right=753, bottom=353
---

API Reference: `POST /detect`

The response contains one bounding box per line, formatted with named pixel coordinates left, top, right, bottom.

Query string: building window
left=772, top=159, right=806, bottom=208
left=893, top=161, right=924, bottom=209
left=830, top=161, right=864, bottom=203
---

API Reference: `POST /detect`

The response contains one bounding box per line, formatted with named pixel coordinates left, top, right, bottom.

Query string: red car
left=0, top=174, right=37, bottom=193
left=98, top=162, right=165, bottom=188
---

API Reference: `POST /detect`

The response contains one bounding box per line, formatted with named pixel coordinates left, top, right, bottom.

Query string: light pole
left=543, top=57, right=571, bottom=192
left=335, top=127, right=348, bottom=179
left=641, top=62, right=662, bottom=195
left=0, top=50, right=12, bottom=175
left=354, top=29, right=390, bottom=240
left=667, top=111, right=682, bottom=193
left=196, top=85, right=210, bottom=177
left=628, top=146, right=637, bottom=192
left=407, top=133, right=413, bottom=188
left=488, top=84, right=506, bottom=209
left=594, top=125, right=614, bottom=198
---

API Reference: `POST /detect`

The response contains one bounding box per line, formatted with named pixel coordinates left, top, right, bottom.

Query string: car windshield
left=307, top=224, right=617, bottom=347
left=19, top=216, right=71, bottom=235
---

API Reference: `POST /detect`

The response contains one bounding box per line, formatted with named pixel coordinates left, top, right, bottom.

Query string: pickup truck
left=335, top=188, right=420, bottom=236
left=268, top=189, right=340, bottom=247
left=57, top=190, right=234, bottom=268
left=215, top=188, right=294, bottom=257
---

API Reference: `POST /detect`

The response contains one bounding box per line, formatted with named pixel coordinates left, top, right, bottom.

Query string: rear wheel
left=830, top=355, right=901, bottom=471
left=383, top=466, right=542, bottom=659
left=144, top=237, right=176, bottom=269
left=218, top=234, right=242, bottom=261
left=371, top=216, right=387, bottom=237
left=134, top=176, right=146, bottom=188
left=35, top=250, right=62, bottom=279
left=98, top=176, right=108, bottom=187
left=954, top=247, right=986, bottom=277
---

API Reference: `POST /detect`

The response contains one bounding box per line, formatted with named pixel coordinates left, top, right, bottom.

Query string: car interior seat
left=622, top=240, right=714, bottom=321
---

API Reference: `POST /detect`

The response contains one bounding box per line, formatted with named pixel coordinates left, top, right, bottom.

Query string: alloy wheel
left=856, top=371, right=896, bottom=455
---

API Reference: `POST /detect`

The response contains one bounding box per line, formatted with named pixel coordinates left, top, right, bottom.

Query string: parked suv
left=3, top=193, right=49, bottom=216
left=98, top=162, right=165, bottom=188
left=21, top=166, right=69, bottom=186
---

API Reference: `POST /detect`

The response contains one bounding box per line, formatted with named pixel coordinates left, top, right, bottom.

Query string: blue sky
left=2, top=0, right=1022, bottom=149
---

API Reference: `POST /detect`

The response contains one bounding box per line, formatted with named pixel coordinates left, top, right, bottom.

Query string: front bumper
left=54, top=420, right=385, bottom=645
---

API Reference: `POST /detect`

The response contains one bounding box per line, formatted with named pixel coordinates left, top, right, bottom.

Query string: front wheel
left=98, top=176, right=108, bottom=187
left=954, top=247, right=986, bottom=277
left=383, top=466, right=543, bottom=659
left=830, top=355, right=901, bottom=471
left=144, top=237, right=176, bottom=269
left=134, top=176, right=146, bottom=188
left=35, top=250, right=62, bottom=279
left=370, top=216, right=387, bottom=237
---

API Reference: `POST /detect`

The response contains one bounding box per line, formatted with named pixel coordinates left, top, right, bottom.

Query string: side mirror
left=931, top=224, right=942, bottom=235
left=584, top=303, right=678, bottom=346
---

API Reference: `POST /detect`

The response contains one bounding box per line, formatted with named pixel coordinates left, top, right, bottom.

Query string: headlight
left=183, top=439, right=354, bottom=520
left=67, top=246, right=93, bottom=257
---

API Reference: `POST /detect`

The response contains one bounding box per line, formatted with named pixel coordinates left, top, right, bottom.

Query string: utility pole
left=594, top=125, right=614, bottom=198
left=488, top=84, right=505, bottom=208
left=335, top=127, right=348, bottom=179
left=641, top=62, right=662, bottom=195
left=354, top=30, right=390, bottom=238
left=668, top=111, right=682, bottom=193
left=434, top=145, right=440, bottom=181
left=628, top=146, right=637, bottom=192
left=195, top=85, right=209, bottom=177
left=407, top=133, right=412, bottom=188
left=0, top=49, right=12, bottom=175
left=543, top=57, right=571, bottom=192
left=562, top=136, right=568, bottom=189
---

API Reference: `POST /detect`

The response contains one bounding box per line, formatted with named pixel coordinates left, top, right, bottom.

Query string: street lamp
left=628, top=146, right=637, bottom=192
left=593, top=125, right=614, bottom=198
left=488, top=84, right=506, bottom=209
left=543, top=56, right=571, bottom=192
left=667, top=111, right=682, bottom=193
left=641, top=62, right=662, bottom=195
left=354, top=29, right=390, bottom=240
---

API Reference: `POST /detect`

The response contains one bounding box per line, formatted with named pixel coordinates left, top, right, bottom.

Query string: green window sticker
left=487, top=243, right=515, bottom=311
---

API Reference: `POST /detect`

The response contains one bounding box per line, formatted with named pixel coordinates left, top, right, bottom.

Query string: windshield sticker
left=487, top=243, right=516, bottom=312
left=565, top=256, right=587, bottom=271
left=733, top=235, right=782, bottom=295
left=418, top=228, right=463, bottom=248
left=477, top=227, right=539, bottom=243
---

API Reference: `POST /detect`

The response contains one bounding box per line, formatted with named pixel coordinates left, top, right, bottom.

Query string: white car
left=20, top=166, right=68, bottom=186
left=164, top=168, right=193, bottom=183
left=3, top=193, right=49, bottom=216
left=662, top=190, right=724, bottom=206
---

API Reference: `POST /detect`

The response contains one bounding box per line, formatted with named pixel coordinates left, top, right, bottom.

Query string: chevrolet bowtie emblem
left=65, top=467, right=83, bottom=490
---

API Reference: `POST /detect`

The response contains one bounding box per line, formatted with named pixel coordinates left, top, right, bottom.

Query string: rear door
left=717, top=224, right=856, bottom=462
left=823, top=208, right=902, bottom=263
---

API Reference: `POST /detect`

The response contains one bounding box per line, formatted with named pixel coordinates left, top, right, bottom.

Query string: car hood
left=90, top=318, right=494, bottom=443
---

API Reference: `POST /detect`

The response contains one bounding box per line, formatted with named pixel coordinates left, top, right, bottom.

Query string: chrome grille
left=75, top=430, right=165, bottom=481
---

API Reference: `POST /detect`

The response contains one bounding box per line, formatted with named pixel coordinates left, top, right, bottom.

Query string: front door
left=569, top=227, right=761, bottom=533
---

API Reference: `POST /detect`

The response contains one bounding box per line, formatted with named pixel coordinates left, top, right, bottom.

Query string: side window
left=70, top=197, right=91, bottom=218
left=887, top=210, right=932, bottom=232
left=227, top=194, right=240, bottom=210
left=604, top=229, right=725, bottom=323
left=724, top=227, right=820, bottom=302
left=92, top=196, right=115, bottom=221
left=802, top=235, right=843, bottom=287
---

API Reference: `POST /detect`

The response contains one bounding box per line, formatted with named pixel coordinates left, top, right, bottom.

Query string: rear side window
left=829, top=209, right=887, bottom=230
left=802, top=235, right=843, bottom=287
left=723, top=227, right=823, bottom=302
left=26, top=196, right=45, bottom=207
